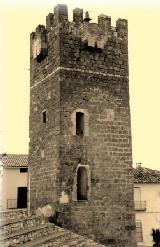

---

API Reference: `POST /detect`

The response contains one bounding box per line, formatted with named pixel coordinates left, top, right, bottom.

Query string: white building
left=133, top=166, right=160, bottom=247
left=1, top=154, right=28, bottom=209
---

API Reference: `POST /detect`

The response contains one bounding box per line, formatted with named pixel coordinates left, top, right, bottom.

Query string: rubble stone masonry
left=29, top=4, right=137, bottom=247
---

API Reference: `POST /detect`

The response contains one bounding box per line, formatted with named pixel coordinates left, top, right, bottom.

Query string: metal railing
left=7, top=199, right=17, bottom=209
left=134, top=201, right=146, bottom=211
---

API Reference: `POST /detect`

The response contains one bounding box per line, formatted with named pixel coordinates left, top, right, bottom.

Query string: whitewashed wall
left=1, top=168, right=28, bottom=209
left=134, top=183, right=160, bottom=247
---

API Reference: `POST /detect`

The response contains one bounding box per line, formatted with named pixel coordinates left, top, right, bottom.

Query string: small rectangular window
left=42, top=111, right=47, bottom=123
left=20, top=168, right=28, bottom=173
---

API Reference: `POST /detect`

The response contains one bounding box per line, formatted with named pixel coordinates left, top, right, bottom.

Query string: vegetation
left=152, top=229, right=160, bottom=247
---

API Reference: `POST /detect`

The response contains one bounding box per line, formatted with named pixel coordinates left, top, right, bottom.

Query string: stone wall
left=29, top=4, right=137, bottom=247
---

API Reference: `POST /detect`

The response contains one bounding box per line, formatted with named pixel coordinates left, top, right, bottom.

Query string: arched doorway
left=77, top=166, right=88, bottom=201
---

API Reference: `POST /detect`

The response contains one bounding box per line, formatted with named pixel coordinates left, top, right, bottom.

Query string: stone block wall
left=29, top=4, right=137, bottom=247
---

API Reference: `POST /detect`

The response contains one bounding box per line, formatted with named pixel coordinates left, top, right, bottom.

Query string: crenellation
left=98, top=14, right=111, bottom=32
left=35, top=24, right=46, bottom=33
left=116, top=18, right=128, bottom=38
left=31, top=25, right=48, bottom=62
left=54, top=4, right=68, bottom=23
left=30, top=8, right=129, bottom=87
left=73, top=8, right=83, bottom=23
left=46, top=13, right=54, bottom=29
left=30, top=31, right=36, bottom=40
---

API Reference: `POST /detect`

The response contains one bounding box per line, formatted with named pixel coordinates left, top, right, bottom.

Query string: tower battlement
left=31, top=4, right=127, bottom=57
left=30, top=4, right=128, bottom=88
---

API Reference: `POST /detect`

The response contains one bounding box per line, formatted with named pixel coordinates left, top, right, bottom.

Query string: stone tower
left=29, top=4, right=137, bottom=246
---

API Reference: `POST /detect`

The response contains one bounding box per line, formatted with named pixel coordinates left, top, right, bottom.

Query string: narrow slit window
left=42, top=111, right=47, bottom=123
left=77, top=166, right=88, bottom=201
left=76, top=112, right=84, bottom=136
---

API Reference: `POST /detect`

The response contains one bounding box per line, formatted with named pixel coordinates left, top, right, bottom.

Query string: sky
left=0, top=0, right=160, bottom=170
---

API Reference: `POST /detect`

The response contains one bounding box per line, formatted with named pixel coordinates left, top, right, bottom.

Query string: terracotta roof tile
left=133, top=166, right=160, bottom=183
left=2, top=154, right=28, bottom=168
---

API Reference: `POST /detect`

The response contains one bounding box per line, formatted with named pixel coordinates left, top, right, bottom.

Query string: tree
left=152, top=229, right=160, bottom=247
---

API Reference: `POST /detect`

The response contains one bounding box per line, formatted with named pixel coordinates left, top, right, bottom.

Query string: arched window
left=77, top=166, right=88, bottom=201
left=76, top=112, right=84, bottom=136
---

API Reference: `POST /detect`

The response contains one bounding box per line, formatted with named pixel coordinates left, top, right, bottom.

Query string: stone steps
left=0, top=209, right=27, bottom=221
left=0, top=209, right=106, bottom=247
left=0, top=222, right=59, bottom=246
left=44, top=232, right=86, bottom=247
left=0, top=215, right=45, bottom=235
left=61, top=235, right=86, bottom=247
left=15, top=230, right=71, bottom=247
